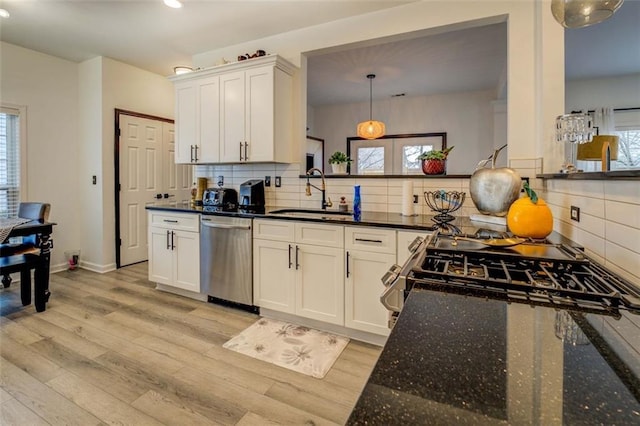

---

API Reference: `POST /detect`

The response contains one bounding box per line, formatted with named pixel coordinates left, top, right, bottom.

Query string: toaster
left=202, top=188, right=238, bottom=210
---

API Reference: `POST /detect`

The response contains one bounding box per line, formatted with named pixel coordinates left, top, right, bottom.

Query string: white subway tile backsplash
left=606, top=200, right=640, bottom=228
left=606, top=222, right=640, bottom=254
left=605, top=241, right=640, bottom=285
left=605, top=180, right=640, bottom=204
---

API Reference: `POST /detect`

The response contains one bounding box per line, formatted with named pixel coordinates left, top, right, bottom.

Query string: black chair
left=1, top=203, right=51, bottom=295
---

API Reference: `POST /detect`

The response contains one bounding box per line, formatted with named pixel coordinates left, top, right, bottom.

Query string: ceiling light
left=551, top=0, right=624, bottom=29
left=163, top=0, right=183, bottom=9
left=357, top=74, right=386, bottom=140
left=174, top=66, right=193, bottom=75
left=0, top=9, right=10, bottom=18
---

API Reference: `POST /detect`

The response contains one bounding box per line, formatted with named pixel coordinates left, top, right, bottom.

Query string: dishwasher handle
left=201, top=219, right=251, bottom=230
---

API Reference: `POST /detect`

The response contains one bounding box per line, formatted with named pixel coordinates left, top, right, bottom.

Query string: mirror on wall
left=305, top=19, right=507, bottom=176
left=346, top=132, right=446, bottom=175
left=563, top=0, right=640, bottom=170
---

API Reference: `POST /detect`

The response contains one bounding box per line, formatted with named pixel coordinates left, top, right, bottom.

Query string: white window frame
left=0, top=104, right=28, bottom=218
left=613, top=109, right=640, bottom=170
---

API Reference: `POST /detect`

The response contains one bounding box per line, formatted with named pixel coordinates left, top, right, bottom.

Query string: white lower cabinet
left=148, top=212, right=200, bottom=293
left=345, top=227, right=396, bottom=336
left=253, top=219, right=344, bottom=325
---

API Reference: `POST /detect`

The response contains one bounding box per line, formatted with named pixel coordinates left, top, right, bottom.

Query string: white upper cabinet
left=170, top=55, right=296, bottom=164
left=173, top=76, right=220, bottom=164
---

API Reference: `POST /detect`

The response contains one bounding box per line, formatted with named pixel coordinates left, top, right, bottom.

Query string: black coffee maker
left=239, top=179, right=265, bottom=213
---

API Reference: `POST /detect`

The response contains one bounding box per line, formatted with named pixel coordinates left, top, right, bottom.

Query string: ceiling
left=1, top=0, right=638, bottom=107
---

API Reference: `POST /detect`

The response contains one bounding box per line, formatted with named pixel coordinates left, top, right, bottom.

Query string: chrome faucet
left=306, top=167, right=332, bottom=210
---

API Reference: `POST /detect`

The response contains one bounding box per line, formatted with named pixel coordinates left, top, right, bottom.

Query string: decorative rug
left=223, top=318, right=349, bottom=378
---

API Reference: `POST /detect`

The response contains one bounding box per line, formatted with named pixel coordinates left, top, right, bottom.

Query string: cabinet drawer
left=149, top=211, right=199, bottom=232
left=345, top=226, right=396, bottom=254
left=254, top=219, right=295, bottom=241
left=295, top=222, right=344, bottom=248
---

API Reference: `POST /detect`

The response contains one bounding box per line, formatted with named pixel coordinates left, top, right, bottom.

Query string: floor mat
left=223, top=317, right=349, bottom=378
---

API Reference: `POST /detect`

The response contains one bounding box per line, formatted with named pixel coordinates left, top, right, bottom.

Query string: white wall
left=193, top=0, right=565, bottom=174
left=1, top=44, right=175, bottom=272
left=313, top=90, right=496, bottom=175
left=97, top=57, right=174, bottom=271
left=0, top=42, right=81, bottom=270
left=566, top=74, right=640, bottom=111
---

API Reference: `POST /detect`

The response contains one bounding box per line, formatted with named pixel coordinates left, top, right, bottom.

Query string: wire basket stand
left=424, top=190, right=465, bottom=222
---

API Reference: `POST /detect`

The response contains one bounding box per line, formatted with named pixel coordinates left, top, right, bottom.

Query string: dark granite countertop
left=347, top=288, right=640, bottom=425
left=146, top=203, right=464, bottom=232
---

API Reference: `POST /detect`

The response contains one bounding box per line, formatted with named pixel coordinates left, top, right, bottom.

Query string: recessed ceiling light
left=163, top=0, right=182, bottom=9
left=0, top=9, right=10, bottom=18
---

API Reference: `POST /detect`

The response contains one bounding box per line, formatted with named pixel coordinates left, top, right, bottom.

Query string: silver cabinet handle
left=355, top=238, right=383, bottom=244
left=295, top=245, right=300, bottom=270
left=201, top=219, right=251, bottom=230
left=166, top=230, right=171, bottom=250
left=194, top=145, right=199, bottom=162
left=163, top=219, right=179, bottom=223
left=190, top=145, right=195, bottom=162
left=239, top=141, right=243, bottom=161
left=288, top=244, right=293, bottom=269
left=171, top=231, right=175, bottom=250
left=244, top=142, right=249, bottom=161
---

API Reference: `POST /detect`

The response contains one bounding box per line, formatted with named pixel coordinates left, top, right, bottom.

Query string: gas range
left=382, top=231, right=640, bottom=327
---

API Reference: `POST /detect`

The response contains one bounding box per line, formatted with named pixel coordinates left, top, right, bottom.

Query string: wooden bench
left=0, top=253, right=41, bottom=306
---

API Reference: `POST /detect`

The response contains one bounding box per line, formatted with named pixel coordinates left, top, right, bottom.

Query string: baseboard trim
left=78, top=261, right=117, bottom=274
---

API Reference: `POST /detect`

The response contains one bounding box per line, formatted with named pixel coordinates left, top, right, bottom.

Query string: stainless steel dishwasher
left=200, top=215, right=254, bottom=310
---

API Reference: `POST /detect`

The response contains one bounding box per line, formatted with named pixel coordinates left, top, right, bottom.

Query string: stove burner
left=447, top=264, right=485, bottom=278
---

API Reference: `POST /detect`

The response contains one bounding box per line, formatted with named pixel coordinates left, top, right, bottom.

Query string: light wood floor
left=0, top=263, right=381, bottom=425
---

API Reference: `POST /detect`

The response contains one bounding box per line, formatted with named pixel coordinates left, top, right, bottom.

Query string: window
left=613, top=109, right=640, bottom=170
left=0, top=107, right=22, bottom=218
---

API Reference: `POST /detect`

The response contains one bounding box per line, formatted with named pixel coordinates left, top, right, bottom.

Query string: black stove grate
left=408, top=238, right=640, bottom=317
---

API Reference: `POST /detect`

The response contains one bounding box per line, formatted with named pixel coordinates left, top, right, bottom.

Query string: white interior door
left=119, top=115, right=163, bottom=267
left=163, top=122, right=193, bottom=206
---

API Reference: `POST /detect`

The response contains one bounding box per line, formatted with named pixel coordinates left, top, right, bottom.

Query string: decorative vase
left=353, top=185, right=361, bottom=220
left=422, top=159, right=445, bottom=175
left=331, top=163, right=347, bottom=174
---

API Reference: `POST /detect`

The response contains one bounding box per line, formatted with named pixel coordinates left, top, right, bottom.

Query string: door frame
left=114, top=109, right=174, bottom=269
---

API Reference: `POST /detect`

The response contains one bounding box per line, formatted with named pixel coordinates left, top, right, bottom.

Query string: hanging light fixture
left=551, top=0, right=624, bottom=29
left=357, top=74, right=385, bottom=140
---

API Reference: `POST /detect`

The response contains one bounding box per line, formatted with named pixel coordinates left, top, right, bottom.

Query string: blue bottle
left=353, top=185, right=361, bottom=221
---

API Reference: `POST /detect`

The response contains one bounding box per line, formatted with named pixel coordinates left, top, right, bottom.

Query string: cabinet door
left=295, top=244, right=344, bottom=325
left=173, top=230, right=200, bottom=292
left=345, top=250, right=394, bottom=335
left=245, top=66, right=274, bottom=162
left=174, top=81, right=196, bottom=163
left=220, top=70, right=246, bottom=162
left=253, top=239, right=295, bottom=313
left=149, top=226, right=173, bottom=285
left=197, top=76, right=220, bottom=163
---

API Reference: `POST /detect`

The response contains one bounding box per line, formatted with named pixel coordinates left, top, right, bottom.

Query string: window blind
left=0, top=106, right=21, bottom=218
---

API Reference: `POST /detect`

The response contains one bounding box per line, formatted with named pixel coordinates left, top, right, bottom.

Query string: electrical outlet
left=571, top=206, right=580, bottom=222
left=92, top=175, right=97, bottom=185
left=217, top=175, right=224, bottom=187
left=413, top=195, right=419, bottom=204
left=264, top=176, right=271, bottom=187
left=275, top=176, right=281, bottom=187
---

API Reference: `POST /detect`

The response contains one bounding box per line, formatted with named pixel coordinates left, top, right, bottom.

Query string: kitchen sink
left=268, top=208, right=352, bottom=220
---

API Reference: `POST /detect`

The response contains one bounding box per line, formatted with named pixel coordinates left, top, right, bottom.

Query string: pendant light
left=551, top=0, right=624, bottom=29
left=357, top=74, right=386, bottom=140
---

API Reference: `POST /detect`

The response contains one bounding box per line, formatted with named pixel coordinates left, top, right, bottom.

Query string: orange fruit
left=507, top=196, right=553, bottom=239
